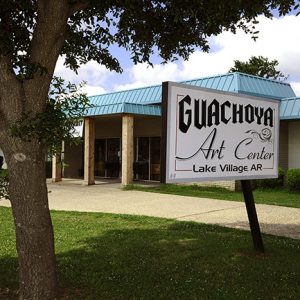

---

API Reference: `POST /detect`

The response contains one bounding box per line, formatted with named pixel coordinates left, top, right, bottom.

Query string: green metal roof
left=280, top=97, right=300, bottom=120
left=183, top=72, right=295, bottom=100
left=86, top=72, right=296, bottom=117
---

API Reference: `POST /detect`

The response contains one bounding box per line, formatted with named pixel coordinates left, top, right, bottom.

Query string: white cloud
left=185, top=15, right=300, bottom=79
left=114, top=62, right=181, bottom=91
left=290, top=82, right=300, bottom=96
left=80, top=85, right=107, bottom=96
left=54, top=56, right=112, bottom=87
left=53, top=56, right=113, bottom=96
left=113, top=15, right=300, bottom=95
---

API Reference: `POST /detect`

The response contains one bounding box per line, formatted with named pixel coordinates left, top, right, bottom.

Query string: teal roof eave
left=280, top=97, right=300, bottom=120
left=86, top=103, right=161, bottom=117
left=88, top=84, right=162, bottom=105
left=280, top=116, right=300, bottom=120
left=282, top=96, right=300, bottom=100
left=122, top=103, right=161, bottom=116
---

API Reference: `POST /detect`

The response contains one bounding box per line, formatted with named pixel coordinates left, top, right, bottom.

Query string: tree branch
left=29, top=1, right=69, bottom=68
left=68, top=0, right=89, bottom=17
left=0, top=56, right=24, bottom=123
left=25, top=0, right=70, bottom=111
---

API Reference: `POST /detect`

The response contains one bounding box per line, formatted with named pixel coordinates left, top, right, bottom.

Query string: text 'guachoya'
left=179, top=95, right=274, bottom=133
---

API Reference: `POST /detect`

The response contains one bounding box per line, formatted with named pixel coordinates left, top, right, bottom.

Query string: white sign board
left=161, top=82, right=280, bottom=183
left=72, top=119, right=84, bottom=138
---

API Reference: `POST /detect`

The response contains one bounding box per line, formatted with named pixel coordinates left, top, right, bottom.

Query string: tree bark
left=0, top=2, right=89, bottom=298
left=0, top=3, right=72, bottom=298
left=5, top=140, right=57, bottom=300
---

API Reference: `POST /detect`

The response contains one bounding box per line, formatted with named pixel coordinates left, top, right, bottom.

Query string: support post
left=84, top=118, right=95, bottom=185
left=241, top=180, right=265, bottom=253
left=61, top=140, right=65, bottom=178
left=52, top=153, right=61, bottom=182
left=122, top=114, right=134, bottom=186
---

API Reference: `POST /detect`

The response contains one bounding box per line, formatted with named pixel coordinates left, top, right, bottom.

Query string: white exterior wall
left=288, top=121, right=300, bottom=169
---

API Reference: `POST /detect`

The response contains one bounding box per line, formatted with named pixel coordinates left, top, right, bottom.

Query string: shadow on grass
left=1, top=217, right=299, bottom=299
left=55, top=223, right=299, bottom=299
left=0, top=256, right=18, bottom=299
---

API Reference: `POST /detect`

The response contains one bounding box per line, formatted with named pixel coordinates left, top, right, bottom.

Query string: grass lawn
left=125, top=184, right=300, bottom=208
left=1, top=206, right=300, bottom=299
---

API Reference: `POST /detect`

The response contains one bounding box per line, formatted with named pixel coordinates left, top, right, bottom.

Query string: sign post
left=161, top=81, right=280, bottom=253
left=241, top=180, right=264, bottom=253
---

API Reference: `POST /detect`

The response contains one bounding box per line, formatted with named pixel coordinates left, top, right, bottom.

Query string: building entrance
left=94, top=136, right=160, bottom=180
left=95, top=138, right=121, bottom=178
left=134, top=137, right=160, bottom=181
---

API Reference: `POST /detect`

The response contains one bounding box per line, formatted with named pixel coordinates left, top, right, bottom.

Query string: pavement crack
left=176, top=205, right=244, bottom=220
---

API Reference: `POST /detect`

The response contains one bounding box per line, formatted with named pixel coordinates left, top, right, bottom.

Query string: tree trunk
left=6, top=140, right=57, bottom=299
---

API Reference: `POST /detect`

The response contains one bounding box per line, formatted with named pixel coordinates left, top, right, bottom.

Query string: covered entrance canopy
left=52, top=72, right=298, bottom=186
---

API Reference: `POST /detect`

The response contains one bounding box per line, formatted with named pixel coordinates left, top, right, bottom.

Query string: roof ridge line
left=180, top=73, right=233, bottom=84
left=234, top=71, right=292, bottom=86
left=88, top=83, right=161, bottom=99
left=282, top=96, right=300, bottom=101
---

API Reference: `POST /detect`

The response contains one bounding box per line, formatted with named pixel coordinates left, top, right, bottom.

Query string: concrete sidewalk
left=1, top=179, right=299, bottom=240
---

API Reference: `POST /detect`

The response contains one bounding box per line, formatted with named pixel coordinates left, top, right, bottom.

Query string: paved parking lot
left=1, top=179, right=300, bottom=239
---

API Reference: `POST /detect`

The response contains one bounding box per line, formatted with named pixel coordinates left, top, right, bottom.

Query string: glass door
left=106, top=138, right=121, bottom=178
left=95, top=139, right=106, bottom=176
left=150, top=137, right=161, bottom=181
left=135, top=137, right=150, bottom=180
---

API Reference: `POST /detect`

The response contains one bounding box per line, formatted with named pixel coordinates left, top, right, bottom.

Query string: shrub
left=286, top=169, right=300, bottom=192
left=256, top=168, right=285, bottom=189
left=0, top=169, right=9, bottom=199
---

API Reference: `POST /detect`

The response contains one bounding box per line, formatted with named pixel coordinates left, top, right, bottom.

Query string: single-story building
left=50, top=72, right=299, bottom=189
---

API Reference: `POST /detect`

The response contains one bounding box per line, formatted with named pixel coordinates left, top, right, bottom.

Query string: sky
left=54, top=14, right=300, bottom=97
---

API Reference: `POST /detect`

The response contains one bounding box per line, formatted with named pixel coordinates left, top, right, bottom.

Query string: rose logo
left=260, top=128, right=272, bottom=142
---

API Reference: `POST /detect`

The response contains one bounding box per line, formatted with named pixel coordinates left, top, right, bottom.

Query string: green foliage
left=1, top=1, right=299, bottom=78
left=229, top=55, right=287, bottom=80
left=9, top=77, right=91, bottom=153
left=256, top=168, right=285, bottom=189
left=286, top=169, right=300, bottom=191
left=0, top=169, right=9, bottom=200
